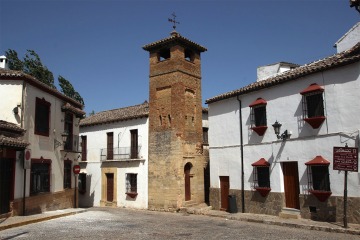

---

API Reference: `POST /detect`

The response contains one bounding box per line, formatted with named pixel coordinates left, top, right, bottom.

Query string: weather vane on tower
left=168, top=12, right=180, bottom=30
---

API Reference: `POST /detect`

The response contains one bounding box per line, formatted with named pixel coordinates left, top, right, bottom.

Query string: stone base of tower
left=148, top=154, right=206, bottom=211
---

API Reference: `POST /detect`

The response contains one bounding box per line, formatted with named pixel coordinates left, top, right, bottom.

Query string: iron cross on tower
left=168, top=12, right=180, bottom=30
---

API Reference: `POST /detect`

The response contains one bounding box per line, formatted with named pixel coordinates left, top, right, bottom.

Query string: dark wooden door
left=220, top=176, right=229, bottom=211
left=130, top=129, right=138, bottom=159
left=185, top=166, right=191, bottom=201
left=81, top=136, right=87, bottom=161
left=0, top=158, right=13, bottom=214
left=106, top=173, right=114, bottom=202
left=283, top=162, right=300, bottom=209
left=64, top=113, right=73, bottom=151
left=107, top=132, right=113, bottom=160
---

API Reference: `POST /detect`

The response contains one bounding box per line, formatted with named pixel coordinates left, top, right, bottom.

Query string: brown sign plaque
left=333, top=147, right=358, bottom=172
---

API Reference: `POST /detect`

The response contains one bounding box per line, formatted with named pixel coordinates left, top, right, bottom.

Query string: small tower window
left=158, top=48, right=170, bottom=61
left=185, top=49, right=195, bottom=62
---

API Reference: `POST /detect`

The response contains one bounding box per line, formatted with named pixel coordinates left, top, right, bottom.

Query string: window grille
left=126, top=173, right=137, bottom=193
left=253, top=166, right=270, bottom=188
left=31, top=162, right=50, bottom=194
left=302, top=92, right=324, bottom=118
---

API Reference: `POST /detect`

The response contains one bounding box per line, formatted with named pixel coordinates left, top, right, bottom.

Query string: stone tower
left=143, top=31, right=207, bottom=210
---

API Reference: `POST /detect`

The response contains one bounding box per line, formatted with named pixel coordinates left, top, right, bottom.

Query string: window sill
left=254, top=187, right=271, bottom=197
left=251, top=126, right=268, bottom=136
left=309, top=190, right=332, bottom=202
left=126, top=192, right=138, bottom=198
left=304, top=116, right=326, bottom=129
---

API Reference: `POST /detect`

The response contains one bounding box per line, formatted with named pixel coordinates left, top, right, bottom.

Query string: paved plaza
left=1, top=207, right=360, bottom=239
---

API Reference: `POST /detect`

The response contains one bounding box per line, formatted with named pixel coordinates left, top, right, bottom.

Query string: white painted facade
left=207, top=24, right=360, bottom=222
left=0, top=69, right=84, bottom=215
left=79, top=116, right=149, bottom=209
left=335, top=22, right=360, bottom=53
left=209, top=63, right=360, bottom=195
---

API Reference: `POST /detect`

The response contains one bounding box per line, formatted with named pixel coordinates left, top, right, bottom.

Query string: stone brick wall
left=300, top=194, right=360, bottom=224
left=11, top=189, right=75, bottom=216
left=147, top=39, right=206, bottom=210
left=210, top=187, right=360, bottom=224
left=210, top=188, right=283, bottom=216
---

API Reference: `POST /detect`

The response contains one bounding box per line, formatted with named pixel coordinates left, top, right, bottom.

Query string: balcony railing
left=100, top=146, right=142, bottom=161
left=64, top=134, right=80, bottom=152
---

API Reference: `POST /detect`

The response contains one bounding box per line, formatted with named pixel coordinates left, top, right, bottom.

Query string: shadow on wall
left=299, top=167, right=309, bottom=193
left=79, top=174, right=94, bottom=208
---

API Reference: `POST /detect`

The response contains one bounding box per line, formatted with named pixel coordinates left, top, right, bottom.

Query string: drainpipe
left=237, top=95, right=245, bottom=213
left=22, top=81, right=26, bottom=216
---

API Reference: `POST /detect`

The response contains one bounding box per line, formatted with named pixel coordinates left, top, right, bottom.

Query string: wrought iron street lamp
left=272, top=120, right=290, bottom=140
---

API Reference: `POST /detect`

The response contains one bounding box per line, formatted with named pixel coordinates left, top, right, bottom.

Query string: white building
left=79, top=102, right=149, bottom=209
left=0, top=67, right=85, bottom=217
left=206, top=23, right=360, bottom=223
left=79, top=103, right=209, bottom=209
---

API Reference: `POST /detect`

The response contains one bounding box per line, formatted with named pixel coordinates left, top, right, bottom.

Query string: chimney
left=0, top=56, right=9, bottom=69
left=257, top=62, right=299, bottom=81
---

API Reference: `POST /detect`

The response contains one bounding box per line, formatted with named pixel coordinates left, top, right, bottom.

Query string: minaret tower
left=143, top=18, right=207, bottom=210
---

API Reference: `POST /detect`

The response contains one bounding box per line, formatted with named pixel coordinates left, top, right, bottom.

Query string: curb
left=0, top=209, right=87, bottom=231
left=206, top=212, right=360, bottom=235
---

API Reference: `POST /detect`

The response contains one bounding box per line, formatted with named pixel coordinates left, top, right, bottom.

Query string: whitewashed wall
left=336, top=22, right=360, bottom=53
left=80, top=117, right=149, bottom=209
left=0, top=80, right=23, bottom=123
left=209, top=61, right=360, bottom=197
left=0, top=79, right=81, bottom=199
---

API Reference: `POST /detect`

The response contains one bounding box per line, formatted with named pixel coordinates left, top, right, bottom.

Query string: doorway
left=184, top=163, right=192, bottom=201
left=106, top=173, right=114, bottom=202
left=282, top=162, right=300, bottom=209
left=0, top=158, right=14, bottom=214
left=220, top=176, right=229, bottom=211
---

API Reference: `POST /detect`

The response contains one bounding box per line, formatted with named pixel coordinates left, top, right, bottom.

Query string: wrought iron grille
left=100, top=146, right=142, bottom=161
left=302, top=92, right=324, bottom=118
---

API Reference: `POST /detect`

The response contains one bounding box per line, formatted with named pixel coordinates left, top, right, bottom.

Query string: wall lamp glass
left=272, top=120, right=291, bottom=140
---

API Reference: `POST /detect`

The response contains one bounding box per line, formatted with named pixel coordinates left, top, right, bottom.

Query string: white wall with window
left=207, top=36, right=360, bottom=222
left=79, top=114, right=149, bottom=209
left=0, top=69, right=84, bottom=215
left=209, top=62, right=360, bottom=195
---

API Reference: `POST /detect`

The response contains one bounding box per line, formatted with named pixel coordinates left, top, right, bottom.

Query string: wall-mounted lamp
left=62, top=132, right=69, bottom=145
left=54, top=132, right=70, bottom=150
left=13, top=103, right=21, bottom=115
left=272, top=120, right=291, bottom=140
left=13, top=106, right=19, bottom=115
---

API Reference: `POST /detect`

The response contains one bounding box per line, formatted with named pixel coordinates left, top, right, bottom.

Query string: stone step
left=279, top=208, right=301, bottom=219
left=184, top=200, right=197, bottom=207
left=179, top=203, right=212, bottom=215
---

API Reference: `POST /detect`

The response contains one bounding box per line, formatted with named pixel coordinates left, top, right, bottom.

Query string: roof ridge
left=206, top=42, right=360, bottom=104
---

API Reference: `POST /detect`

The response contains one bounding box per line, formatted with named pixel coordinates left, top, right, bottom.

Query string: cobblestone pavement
left=1, top=207, right=359, bottom=240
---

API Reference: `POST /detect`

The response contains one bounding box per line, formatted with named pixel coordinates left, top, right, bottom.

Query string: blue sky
left=0, top=0, right=358, bottom=114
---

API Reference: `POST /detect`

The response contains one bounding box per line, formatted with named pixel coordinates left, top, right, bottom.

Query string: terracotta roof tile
left=0, top=120, right=29, bottom=148
left=0, top=120, right=25, bottom=134
left=143, top=31, right=207, bottom=52
left=206, top=42, right=360, bottom=104
left=80, top=101, right=149, bottom=127
left=0, top=69, right=84, bottom=109
left=0, top=135, right=29, bottom=148
left=62, top=103, right=86, bottom=118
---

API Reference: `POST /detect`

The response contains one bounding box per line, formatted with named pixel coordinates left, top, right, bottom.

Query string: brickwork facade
left=144, top=32, right=207, bottom=210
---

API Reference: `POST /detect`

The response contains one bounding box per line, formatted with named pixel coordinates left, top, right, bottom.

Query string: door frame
left=220, top=176, right=229, bottom=211
left=184, top=162, right=193, bottom=201
left=282, top=162, right=300, bottom=209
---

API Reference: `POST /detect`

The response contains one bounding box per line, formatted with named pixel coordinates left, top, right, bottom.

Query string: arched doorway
left=184, top=162, right=193, bottom=201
